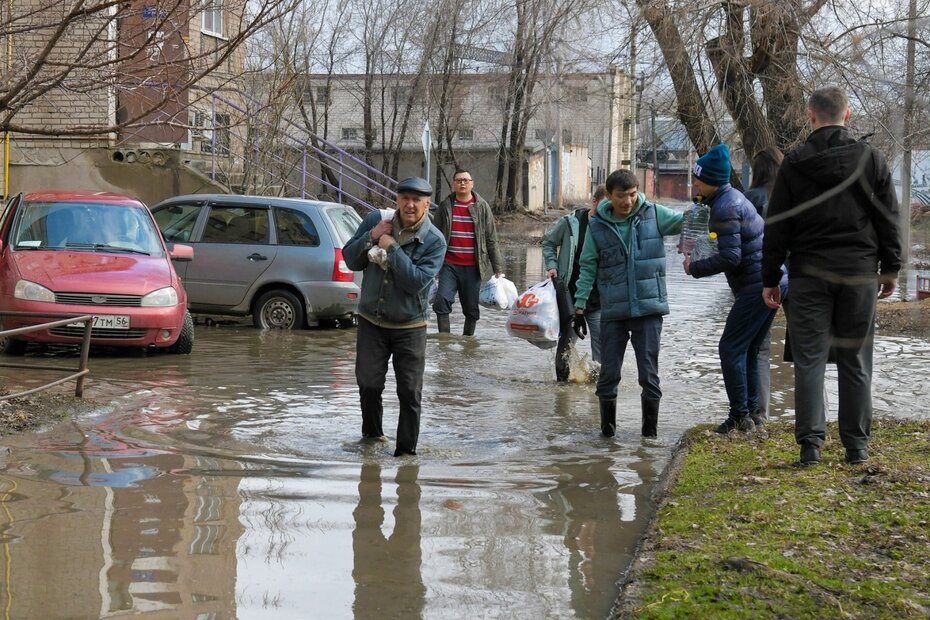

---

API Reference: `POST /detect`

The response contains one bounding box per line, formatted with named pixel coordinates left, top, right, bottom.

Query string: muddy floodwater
left=1, top=233, right=929, bottom=619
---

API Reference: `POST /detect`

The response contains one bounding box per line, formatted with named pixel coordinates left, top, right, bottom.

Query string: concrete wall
left=8, top=148, right=229, bottom=206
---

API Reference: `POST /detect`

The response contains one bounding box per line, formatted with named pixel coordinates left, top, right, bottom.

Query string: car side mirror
left=170, top=243, right=194, bottom=262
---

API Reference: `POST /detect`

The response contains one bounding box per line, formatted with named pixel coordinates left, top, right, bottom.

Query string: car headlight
left=14, top=280, right=55, bottom=302
left=141, top=286, right=179, bottom=307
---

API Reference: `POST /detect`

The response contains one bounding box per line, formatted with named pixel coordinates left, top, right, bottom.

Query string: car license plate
left=68, top=314, right=130, bottom=329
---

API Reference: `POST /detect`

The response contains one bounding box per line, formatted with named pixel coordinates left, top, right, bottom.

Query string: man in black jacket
left=761, top=86, right=901, bottom=467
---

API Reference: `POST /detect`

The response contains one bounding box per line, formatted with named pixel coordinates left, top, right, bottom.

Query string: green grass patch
left=621, top=418, right=930, bottom=619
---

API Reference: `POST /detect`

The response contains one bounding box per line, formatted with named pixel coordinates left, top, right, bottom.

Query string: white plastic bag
left=506, top=279, right=560, bottom=349
left=428, top=277, right=439, bottom=304
left=479, top=274, right=519, bottom=310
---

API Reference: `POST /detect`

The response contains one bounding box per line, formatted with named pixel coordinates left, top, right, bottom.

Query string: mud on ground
left=0, top=390, right=98, bottom=436
left=876, top=298, right=930, bottom=337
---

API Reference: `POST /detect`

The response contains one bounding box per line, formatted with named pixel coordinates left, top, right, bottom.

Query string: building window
left=488, top=86, right=506, bottom=107
left=457, top=128, right=474, bottom=141
left=201, top=0, right=224, bottom=38
left=565, top=85, right=588, bottom=103
left=200, top=112, right=230, bottom=155
left=561, top=129, right=573, bottom=144
left=341, top=127, right=361, bottom=141
left=391, top=86, right=412, bottom=106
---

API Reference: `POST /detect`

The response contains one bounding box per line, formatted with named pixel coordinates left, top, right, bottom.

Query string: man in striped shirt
left=432, top=169, right=504, bottom=335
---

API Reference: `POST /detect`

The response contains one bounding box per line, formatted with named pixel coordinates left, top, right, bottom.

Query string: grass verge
left=616, top=418, right=930, bottom=619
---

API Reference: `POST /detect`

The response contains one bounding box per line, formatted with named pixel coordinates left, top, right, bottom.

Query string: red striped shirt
left=445, top=196, right=477, bottom=266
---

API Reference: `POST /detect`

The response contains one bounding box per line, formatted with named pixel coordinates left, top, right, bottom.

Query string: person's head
left=452, top=169, right=474, bottom=198
left=591, top=184, right=607, bottom=207
left=808, top=86, right=850, bottom=130
left=395, top=177, right=433, bottom=228
left=692, top=143, right=732, bottom=198
left=749, top=147, right=784, bottom=192
left=604, top=169, right=639, bottom=218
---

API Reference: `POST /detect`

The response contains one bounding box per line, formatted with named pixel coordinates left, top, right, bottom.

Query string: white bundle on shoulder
left=367, top=208, right=396, bottom=270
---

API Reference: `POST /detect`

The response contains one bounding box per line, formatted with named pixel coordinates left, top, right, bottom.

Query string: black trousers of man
left=356, top=317, right=427, bottom=455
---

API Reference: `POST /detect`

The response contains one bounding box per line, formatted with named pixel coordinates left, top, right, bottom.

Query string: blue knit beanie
left=693, top=144, right=732, bottom=186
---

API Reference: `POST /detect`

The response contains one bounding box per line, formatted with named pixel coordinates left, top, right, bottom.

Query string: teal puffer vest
left=588, top=202, right=669, bottom=320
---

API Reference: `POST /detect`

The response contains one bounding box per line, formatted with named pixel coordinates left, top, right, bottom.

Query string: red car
left=0, top=191, right=194, bottom=354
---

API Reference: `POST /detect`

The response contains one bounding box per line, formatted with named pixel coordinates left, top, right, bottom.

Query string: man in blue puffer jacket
left=684, top=143, right=775, bottom=434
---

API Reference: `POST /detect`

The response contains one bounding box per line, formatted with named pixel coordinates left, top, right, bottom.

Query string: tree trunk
left=636, top=0, right=718, bottom=154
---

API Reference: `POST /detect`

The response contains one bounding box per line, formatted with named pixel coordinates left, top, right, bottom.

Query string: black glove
left=572, top=313, right=587, bottom=339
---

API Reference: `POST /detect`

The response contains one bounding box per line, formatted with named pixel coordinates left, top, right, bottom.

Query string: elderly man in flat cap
left=342, top=177, right=447, bottom=456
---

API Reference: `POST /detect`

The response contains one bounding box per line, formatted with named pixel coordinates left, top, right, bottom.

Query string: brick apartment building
left=1, top=0, right=247, bottom=205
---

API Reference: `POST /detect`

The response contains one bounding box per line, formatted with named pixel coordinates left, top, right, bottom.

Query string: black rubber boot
left=437, top=314, right=450, bottom=333
left=641, top=398, right=659, bottom=438
left=599, top=398, right=616, bottom=437
left=463, top=318, right=477, bottom=336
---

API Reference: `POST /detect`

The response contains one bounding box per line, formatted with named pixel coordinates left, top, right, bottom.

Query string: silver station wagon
left=152, top=194, right=363, bottom=329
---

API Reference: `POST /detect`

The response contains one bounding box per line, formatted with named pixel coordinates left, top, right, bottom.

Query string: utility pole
left=901, top=0, right=916, bottom=270
left=628, top=27, right=637, bottom=169
left=651, top=105, right=659, bottom=199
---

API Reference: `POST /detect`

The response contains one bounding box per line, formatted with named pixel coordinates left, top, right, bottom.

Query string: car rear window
left=202, top=206, right=269, bottom=244
left=326, top=206, right=363, bottom=245
left=275, top=207, right=320, bottom=246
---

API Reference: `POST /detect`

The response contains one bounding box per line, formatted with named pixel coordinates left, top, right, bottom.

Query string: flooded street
left=1, top=235, right=929, bottom=619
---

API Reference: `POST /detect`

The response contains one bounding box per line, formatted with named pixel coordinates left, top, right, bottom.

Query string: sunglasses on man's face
left=454, top=178, right=473, bottom=183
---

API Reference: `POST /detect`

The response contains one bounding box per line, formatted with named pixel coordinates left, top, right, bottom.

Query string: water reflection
left=353, top=464, right=424, bottom=619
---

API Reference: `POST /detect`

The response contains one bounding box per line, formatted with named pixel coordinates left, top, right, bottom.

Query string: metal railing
left=0, top=312, right=93, bottom=399
left=194, top=86, right=400, bottom=213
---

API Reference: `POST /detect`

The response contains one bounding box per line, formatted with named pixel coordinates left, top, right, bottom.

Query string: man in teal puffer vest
left=573, top=169, right=683, bottom=437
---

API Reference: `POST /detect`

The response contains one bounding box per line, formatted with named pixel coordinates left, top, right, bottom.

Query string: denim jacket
left=343, top=210, right=447, bottom=328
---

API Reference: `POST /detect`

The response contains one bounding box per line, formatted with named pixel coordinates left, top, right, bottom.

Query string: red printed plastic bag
left=506, top=279, right=560, bottom=349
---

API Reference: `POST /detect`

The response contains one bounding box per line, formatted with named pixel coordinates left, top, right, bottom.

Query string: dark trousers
left=596, top=315, right=663, bottom=401
left=554, top=280, right=601, bottom=381
left=787, top=277, right=877, bottom=450
left=355, top=317, right=427, bottom=453
left=718, top=289, right=778, bottom=418
left=433, top=263, right=481, bottom=321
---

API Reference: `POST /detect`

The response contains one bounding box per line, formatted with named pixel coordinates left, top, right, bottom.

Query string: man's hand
left=378, top=234, right=395, bottom=250
left=762, top=286, right=782, bottom=309
left=547, top=268, right=558, bottom=280
left=572, top=311, right=587, bottom=339
left=878, top=274, right=897, bottom=299
left=370, top=219, right=393, bottom=242
left=682, top=255, right=691, bottom=275
left=495, top=272, right=504, bottom=278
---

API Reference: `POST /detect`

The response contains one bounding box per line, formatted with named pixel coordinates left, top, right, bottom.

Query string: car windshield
left=11, top=200, right=164, bottom=256
left=326, top=206, right=363, bottom=246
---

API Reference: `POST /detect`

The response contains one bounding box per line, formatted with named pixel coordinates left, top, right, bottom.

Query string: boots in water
left=641, top=397, right=660, bottom=438
left=463, top=318, right=477, bottom=336
left=437, top=314, right=450, bottom=333
left=599, top=398, right=616, bottom=437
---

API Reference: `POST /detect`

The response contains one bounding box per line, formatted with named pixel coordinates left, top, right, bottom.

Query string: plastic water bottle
left=677, top=203, right=710, bottom=255
left=691, top=231, right=718, bottom=261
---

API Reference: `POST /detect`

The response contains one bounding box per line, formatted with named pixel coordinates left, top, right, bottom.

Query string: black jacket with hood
left=761, top=126, right=901, bottom=287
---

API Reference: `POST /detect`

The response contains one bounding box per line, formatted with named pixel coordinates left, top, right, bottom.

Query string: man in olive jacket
left=431, top=169, right=504, bottom=336
left=761, top=86, right=901, bottom=467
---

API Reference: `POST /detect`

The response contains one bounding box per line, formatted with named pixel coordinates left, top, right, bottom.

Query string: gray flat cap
left=396, top=176, right=433, bottom=196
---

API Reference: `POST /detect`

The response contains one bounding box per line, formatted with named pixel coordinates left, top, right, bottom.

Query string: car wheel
left=166, top=312, right=194, bottom=354
left=0, top=336, right=27, bottom=356
left=253, top=290, right=305, bottom=330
